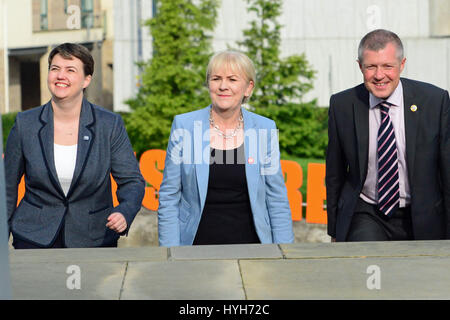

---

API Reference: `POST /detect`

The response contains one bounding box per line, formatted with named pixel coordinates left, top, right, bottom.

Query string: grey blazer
left=5, top=99, right=145, bottom=248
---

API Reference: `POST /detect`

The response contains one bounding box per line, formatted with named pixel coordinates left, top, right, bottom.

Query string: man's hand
left=106, top=212, right=127, bottom=234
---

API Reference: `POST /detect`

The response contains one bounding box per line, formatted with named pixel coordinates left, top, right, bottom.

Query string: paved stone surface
left=170, top=244, right=282, bottom=260
left=6, top=240, right=450, bottom=300
left=292, top=220, right=331, bottom=243
left=240, top=256, right=450, bottom=300
left=121, top=260, right=245, bottom=300
left=118, top=208, right=159, bottom=247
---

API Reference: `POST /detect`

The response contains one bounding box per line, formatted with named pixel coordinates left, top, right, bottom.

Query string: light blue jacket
left=158, top=106, right=294, bottom=247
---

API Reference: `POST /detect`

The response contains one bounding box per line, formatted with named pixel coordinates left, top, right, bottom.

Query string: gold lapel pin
left=410, top=104, right=418, bottom=112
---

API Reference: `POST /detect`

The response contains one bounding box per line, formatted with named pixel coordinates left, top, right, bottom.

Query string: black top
left=193, top=144, right=260, bottom=245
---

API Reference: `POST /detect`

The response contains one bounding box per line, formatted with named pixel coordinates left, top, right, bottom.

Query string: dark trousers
left=13, top=229, right=118, bottom=249
left=346, top=198, right=414, bottom=241
left=13, top=225, right=66, bottom=249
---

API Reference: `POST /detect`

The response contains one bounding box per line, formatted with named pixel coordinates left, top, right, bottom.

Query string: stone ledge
left=240, top=256, right=450, bottom=299
left=280, top=240, right=450, bottom=259
left=121, top=260, right=245, bottom=300
left=7, top=240, right=450, bottom=300
left=9, top=246, right=168, bottom=264
left=10, top=261, right=126, bottom=300
left=169, top=243, right=283, bottom=261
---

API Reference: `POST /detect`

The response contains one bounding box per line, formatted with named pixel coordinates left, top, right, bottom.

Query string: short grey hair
left=358, top=29, right=404, bottom=63
left=206, top=50, right=256, bottom=103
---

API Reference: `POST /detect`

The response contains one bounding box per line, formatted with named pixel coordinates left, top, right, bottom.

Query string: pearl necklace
left=209, top=107, right=244, bottom=139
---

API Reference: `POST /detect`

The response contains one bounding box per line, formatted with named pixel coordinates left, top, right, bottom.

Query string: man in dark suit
left=326, top=29, right=450, bottom=242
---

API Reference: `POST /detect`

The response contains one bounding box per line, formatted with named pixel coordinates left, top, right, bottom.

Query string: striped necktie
left=377, top=101, right=400, bottom=217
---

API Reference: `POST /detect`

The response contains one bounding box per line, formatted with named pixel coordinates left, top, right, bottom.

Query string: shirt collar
left=369, top=80, right=403, bottom=109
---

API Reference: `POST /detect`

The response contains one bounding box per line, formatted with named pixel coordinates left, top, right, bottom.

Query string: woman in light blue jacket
left=158, top=50, right=294, bottom=247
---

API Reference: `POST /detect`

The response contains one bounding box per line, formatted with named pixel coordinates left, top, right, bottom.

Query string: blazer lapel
left=38, top=101, right=66, bottom=198
left=194, top=107, right=260, bottom=211
left=242, top=108, right=259, bottom=206
left=195, top=106, right=211, bottom=212
left=401, top=78, right=419, bottom=183
left=353, top=85, right=370, bottom=184
left=66, top=99, right=95, bottom=198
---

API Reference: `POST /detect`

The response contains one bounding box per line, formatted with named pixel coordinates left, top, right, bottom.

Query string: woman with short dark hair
left=5, top=43, right=145, bottom=249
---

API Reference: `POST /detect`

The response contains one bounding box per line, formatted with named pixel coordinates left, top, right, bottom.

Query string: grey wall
left=113, top=0, right=450, bottom=110
left=212, top=0, right=450, bottom=106
left=113, top=0, right=153, bottom=112
left=0, top=117, right=12, bottom=299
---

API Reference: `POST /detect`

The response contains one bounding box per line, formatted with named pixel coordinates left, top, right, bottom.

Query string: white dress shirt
left=54, top=144, right=77, bottom=196
left=360, top=81, right=411, bottom=207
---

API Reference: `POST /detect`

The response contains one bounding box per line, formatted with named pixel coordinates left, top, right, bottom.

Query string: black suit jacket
left=326, top=78, right=450, bottom=241
left=5, top=99, right=145, bottom=247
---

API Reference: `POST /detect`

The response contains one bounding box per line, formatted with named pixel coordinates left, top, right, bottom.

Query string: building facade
left=0, top=0, right=114, bottom=114
left=1, top=0, right=449, bottom=114
left=114, top=0, right=450, bottom=110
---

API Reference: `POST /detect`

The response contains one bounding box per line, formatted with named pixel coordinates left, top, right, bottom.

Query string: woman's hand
left=106, top=212, right=128, bottom=234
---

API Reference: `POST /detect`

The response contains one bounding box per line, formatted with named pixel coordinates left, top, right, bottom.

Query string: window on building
left=40, top=0, right=48, bottom=30
left=81, top=0, right=94, bottom=28
left=152, top=0, right=158, bottom=17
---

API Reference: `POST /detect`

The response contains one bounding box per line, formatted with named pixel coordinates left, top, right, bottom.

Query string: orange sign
left=280, top=160, right=303, bottom=221
left=139, top=149, right=166, bottom=211
left=306, top=163, right=327, bottom=224
left=16, top=150, right=327, bottom=224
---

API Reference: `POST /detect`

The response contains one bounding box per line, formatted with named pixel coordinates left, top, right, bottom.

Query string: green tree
left=1, top=112, right=17, bottom=148
left=238, top=0, right=327, bottom=158
left=123, top=0, right=219, bottom=156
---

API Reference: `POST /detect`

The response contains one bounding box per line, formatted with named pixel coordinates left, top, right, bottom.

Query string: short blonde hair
left=206, top=50, right=256, bottom=103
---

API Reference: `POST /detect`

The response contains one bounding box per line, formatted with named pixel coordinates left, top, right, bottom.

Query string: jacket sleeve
left=4, top=114, right=25, bottom=232
left=440, top=90, right=450, bottom=238
left=110, top=115, right=145, bottom=234
left=158, top=116, right=183, bottom=247
left=262, top=121, right=295, bottom=244
left=325, top=95, right=346, bottom=239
